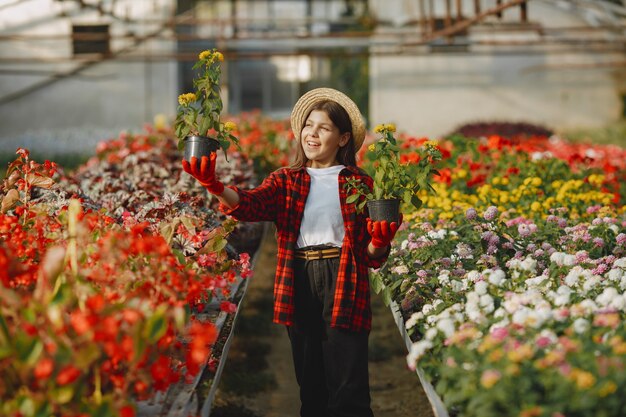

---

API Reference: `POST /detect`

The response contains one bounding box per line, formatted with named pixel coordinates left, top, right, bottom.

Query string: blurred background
left=0, top=0, right=625, bottom=163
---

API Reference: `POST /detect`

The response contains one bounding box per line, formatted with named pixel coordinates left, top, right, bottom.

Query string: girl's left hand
left=366, top=214, right=403, bottom=248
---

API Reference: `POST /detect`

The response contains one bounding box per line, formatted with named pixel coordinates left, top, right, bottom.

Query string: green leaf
left=346, top=194, right=360, bottom=204
left=411, top=196, right=422, bottom=209
left=143, top=307, right=168, bottom=343
left=51, top=386, right=75, bottom=404
left=381, top=287, right=392, bottom=307
left=369, top=275, right=383, bottom=294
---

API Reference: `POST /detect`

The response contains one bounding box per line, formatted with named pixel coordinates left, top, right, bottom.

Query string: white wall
left=368, top=0, right=625, bottom=137
left=0, top=0, right=178, bottom=153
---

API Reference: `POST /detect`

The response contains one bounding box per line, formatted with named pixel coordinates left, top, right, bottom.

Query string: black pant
left=287, top=256, right=374, bottom=417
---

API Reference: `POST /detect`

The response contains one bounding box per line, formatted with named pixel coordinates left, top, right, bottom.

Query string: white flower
left=582, top=275, right=602, bottom=293
left=512, top=308, right=530, bottom=326
left=607, top=268, right=623, bottom=282
left=610, top=224, right=619, bottom=234
left=611, top=295, right=626, bottom=311
left=425, top=327, right=438, bottom=340
left=579, top=299, right=599, bottom=314
left=550, top=251, right=565, bottom=266
left=573, top=318, right=589, bottom=334
left=493, top=307, right=507, bottom=319
left=436, top=318, right=456, bottom=338
left=553, top=285, right=572, bottom=306
left=405, top=312, right=422, bottom=329
left=422, top=303, right=434, bottom=315
left=438, top=273, right=450, bottom=285
left=475, top=281, right=488, bottom=295
left=450, top=280, right=463, bottom=292
left=400, top=240, right=409, bottom=250
left=525, top=275, right=547, bottom=288
left=596, top=287, right=619, bottom=307
left=487, top=269, right=506, bottom=286
left=480, top=294, right=495, bottom=313
left=564, top=266, right=585, bottom=287
left=407, top=340, right=433, bottom=370
left=520, top=256, right=538, bottom=272
left=467, top=270, right=481, bottom=282
left=614, top=258, right=626, bottom=269
left=391, top=265, right=409, bottom=275
left=563, top=254, right=576, bottom=266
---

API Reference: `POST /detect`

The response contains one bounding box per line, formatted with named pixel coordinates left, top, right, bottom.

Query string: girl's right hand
left=181, top=154, right=225, bottom=195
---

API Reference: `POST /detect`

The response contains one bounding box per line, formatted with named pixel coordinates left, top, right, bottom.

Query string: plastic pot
left=367, top=199, right=401, bottom=224
left=183, top=135, right=220, bottom=162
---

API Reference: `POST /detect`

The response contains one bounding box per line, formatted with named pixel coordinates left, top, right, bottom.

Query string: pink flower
left=491, top=327, right=509, bottom=341
left=220, top=301, right=237, bottom=313
left=536, top=336, right=552, bottom=348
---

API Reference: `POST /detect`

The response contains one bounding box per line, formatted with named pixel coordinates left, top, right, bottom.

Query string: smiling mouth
left=306, top=141, right=320, bottom=148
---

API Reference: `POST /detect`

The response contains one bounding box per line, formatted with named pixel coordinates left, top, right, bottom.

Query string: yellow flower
left=385, top=123, right=396, bottom=133
left=215, top=51, right=224, bottom=62
left=519, top=406, right=542, bottom=417
left=373, top=124, right=384, bottom=133
left=224, top=121, right=237, bottom=132
left=569, top=368, right=596, bottom=390
left=507, top=344, right=533, bottom=362
left=198, top=50, right=212, bottom=60
left=598, top=381, right=617, bottom=397
left=480, top=369, right=501, bottom=389
left=530, top=201, right=542, bottom=212
left=531, top=177, right=542, bottom=187
left=178, top=92, right=197, bottom=106
left=368, top=143, right=376, bottom=152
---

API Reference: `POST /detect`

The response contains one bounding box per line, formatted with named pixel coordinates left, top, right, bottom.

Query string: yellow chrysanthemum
left=385, top=123, right=396, bottom=133
left=178, top=92, right=197, bottom=106
left=215, top=51, right=224, bottom=62
left=368, top=144, right=376, bottom=151
left=373, top=124, right=384, bottom=133
left=224, top=121, right=237, bottom=132
left=198, top=50, right=212, bottom=60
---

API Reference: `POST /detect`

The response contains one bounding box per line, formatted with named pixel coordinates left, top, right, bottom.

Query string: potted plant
left=175, top=49, right=240, bottom=161
left=346, top=123, right=442, bottom=224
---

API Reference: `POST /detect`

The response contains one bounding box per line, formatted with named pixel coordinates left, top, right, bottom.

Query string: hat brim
left=290, top=88, right=366, bottom=153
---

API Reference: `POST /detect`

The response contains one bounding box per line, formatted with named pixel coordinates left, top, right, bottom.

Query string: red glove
left=367, top=214, right=403, bottom=248
left=181, top=154, right=225, bottom=195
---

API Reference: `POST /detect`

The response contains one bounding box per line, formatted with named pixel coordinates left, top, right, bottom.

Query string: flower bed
left=4, top=112, right=626, bottom=417
left=368, top=133, right=626, bottom=416
left=0, top=127, right=258, bottom=417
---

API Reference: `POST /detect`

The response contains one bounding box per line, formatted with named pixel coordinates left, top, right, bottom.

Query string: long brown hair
left=290, top=100, right=357, bottom=169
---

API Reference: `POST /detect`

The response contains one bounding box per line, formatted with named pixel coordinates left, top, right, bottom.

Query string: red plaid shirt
left=220, top=165, right=388, bottom=332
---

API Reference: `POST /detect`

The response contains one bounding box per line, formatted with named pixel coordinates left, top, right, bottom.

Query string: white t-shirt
left=296, top=165, right=345, bottom=249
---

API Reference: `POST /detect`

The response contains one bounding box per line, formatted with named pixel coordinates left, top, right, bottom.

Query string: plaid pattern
left=220, top=166, right=389, bottom=332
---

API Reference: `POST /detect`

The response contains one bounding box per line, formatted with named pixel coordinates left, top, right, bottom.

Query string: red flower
left=220, top=301, right=237, bottom=313
left=56, top=365, right=81, bottom=386
left=70, top=310, right=92, bottom=336
left=34, top=357, right=54, bottom=380
left=120, top=405, right=135, bottom=417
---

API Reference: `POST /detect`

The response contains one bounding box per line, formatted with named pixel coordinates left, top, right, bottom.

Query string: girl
left=182, top=88, right=401, bottom=417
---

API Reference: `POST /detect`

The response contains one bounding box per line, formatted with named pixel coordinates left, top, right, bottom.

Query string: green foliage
left=174, top=49, right=240, bottom=157
left=345, top=124, right=442, bottom=213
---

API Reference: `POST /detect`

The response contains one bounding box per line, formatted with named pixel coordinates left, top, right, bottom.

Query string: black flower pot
left=367, top=199, right=400, bottom=224
left=182, top=135, right=220, bottom=162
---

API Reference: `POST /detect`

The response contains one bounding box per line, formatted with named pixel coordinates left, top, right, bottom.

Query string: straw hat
left=290, top=87, right=366, bottom=152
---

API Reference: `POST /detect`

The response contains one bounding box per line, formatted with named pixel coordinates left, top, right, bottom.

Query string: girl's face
left=301, top=110, right=349, bottom=168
